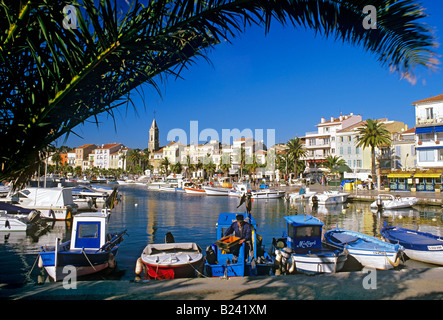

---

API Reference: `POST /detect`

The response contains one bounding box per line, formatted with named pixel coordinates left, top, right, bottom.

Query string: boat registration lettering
left=297, top=240, right=317, bottom=248
left=427, top=245, right=443, bottom=251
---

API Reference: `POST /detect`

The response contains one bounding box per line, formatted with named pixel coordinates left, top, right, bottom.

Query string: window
left=348, top=160, right=352, bottom=167
left=340, top=147, right=343, bottom=155
left=348, top=146, right=352, bottom=154
left=419, top=149, right=434, bottom=162
left=439, top=149, right=443, bottom=161
left=356, top=147, right=360, bottom=154
left=357, top=160, right=362, bottom=167
left=426, top=107, right=434, bottom=120
left=418, top=133, right=434, bottom=142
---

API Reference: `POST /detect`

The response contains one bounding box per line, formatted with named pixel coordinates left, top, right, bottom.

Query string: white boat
left=204, top=186, right=230, bottom=196
left=159, top=186, right=177, bottom=192
left=310, top=191, right=349, bottom=205
left=251, top=189, right=285, bottom=199
left=324, top=228, right=404, bottom=270
left=287, top=188, right=317, bottom=202
left=39, top=210, right=126, bottom=281
left=381, top=224, right=443, bottom=266
left=370, top=194, right=418, bottom=210
left=274, top=215, right=347, bottom=274
left=184, top=186, right=206, bottom=194
left=135, top=242, right=204, bottom=280
left=0, top=202, right=46, bottom=232
left=6, top=187, right=77, bottom=220
left=147, top=181, right=168, bottom=190
left=228, top=183, right=251, bottom=197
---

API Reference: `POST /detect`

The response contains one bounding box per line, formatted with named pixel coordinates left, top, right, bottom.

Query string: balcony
left=416, top=117, right=443, bottom=126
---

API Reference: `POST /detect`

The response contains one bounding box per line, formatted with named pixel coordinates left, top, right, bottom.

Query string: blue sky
left=59, top=0, right=443, bottom=150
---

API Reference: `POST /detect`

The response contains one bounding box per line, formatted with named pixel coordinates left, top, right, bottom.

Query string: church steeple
left=148, top=115, right=159, bottom=153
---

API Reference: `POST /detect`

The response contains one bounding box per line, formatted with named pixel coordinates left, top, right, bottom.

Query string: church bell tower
left=148, top=116, right=159, bottom=154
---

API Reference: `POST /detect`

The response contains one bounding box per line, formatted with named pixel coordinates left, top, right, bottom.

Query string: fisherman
left=224, top=214, right=253, bottom=262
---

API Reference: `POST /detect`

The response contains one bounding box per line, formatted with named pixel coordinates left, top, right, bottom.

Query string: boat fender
left=135, top=257, right=143, bottom=275
left=275, top=250, right=282, bottom=262
left=288, top=258, right=296, bottom=274
left=108, top=253, right=115, bottom=269
left=4, top=219, right=10, bottom=229
left=66, top=208, right=72, bottom=220
left=38, top=256, right=43, bottom=269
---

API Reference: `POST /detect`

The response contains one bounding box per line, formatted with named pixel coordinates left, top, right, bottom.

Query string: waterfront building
left=301, top=113, right=362, bottom=167
left=93, top=143, right=125, bottom=169
left=413, top=94, right=443, bottom=169
left=74, top=144, right=97, bottom=170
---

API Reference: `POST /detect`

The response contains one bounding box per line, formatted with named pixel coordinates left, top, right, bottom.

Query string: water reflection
left=1, top=185, right=443, bottom=286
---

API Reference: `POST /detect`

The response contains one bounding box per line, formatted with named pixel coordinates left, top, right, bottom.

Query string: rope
left=26, top=254, right=40, bottom=279
left=82, top=249, right=97, bottom=271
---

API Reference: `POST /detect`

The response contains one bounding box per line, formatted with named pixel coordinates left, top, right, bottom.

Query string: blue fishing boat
left=381, top=223, right=443, bottom=266
left=38, top=210, right=126, bottom=281
left=273, top=215, right=347, bottom=274
left=204, top=212, right=274, bottom=277
left=324, top=228, right=404, bottom=270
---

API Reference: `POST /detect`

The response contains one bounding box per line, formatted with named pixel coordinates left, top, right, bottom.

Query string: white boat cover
left=20, top=188, right=75, bottom=207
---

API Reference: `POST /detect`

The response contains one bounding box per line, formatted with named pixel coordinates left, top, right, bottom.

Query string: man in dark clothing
left=224, top=214, right=253, bottom=261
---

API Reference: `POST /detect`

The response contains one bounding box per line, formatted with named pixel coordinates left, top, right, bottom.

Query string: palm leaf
left=0, top=0, right=439, bottom=187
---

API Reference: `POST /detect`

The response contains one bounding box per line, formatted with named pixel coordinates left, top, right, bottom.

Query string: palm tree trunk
left=371, top=146, right=376, bottom=184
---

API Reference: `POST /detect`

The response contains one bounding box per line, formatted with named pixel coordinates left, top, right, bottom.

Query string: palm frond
left=0, top=0, right=438, bottom=187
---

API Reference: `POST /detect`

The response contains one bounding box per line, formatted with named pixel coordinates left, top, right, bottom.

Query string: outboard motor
left=164, top=232, right=175, bottom=243
left=311, top=195, right=319, bottom=208
left=376, top=197, right=383, bottom=211
left=27, top=210, right=41, bottom=224
left=205, top=245, right=217, bottom=265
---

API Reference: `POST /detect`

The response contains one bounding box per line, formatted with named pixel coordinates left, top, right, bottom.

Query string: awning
left=416, top=127, right=434, bottom=134
left=416, top=146, right=443, bottom=150
left=435, top=126, right=443, bottom=133
left=414, top=173, right=442, bottom=178
left=387, top=173, right=413, bottom=178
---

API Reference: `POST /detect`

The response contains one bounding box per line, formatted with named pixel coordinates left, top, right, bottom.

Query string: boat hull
left=314, top=192, right=349, bottom=205
left=370, top=197, right=418, bottom=209
left=138, top=242, right=204, bottom=279
left=251, top=190, right=285, bottom=199
left=143, top=260, right=204, bottom=279
left=39, top=247, right=118, bottom=281
left=204, top=187, right=229, bottom=196
left=324, top=229, right=404, bottom=270
left=184, top=187, right=205, bottom=194
left=0, top=214, right=28, bottom=231
left=287, top=250, right=347, bottom=274
left=381, top=226, right=443, bottom=265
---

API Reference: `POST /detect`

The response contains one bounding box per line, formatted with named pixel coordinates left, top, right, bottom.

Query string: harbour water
left=1, top=185, right=443, bottom=288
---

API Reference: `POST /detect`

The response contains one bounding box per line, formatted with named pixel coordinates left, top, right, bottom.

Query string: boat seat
left=330, top=233, right=360, bottom=244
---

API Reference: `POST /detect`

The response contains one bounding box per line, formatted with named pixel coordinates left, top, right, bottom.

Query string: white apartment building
left=413, top=94, right=443, bottom=168
left=301, top=113, right=362, bottom=166
left=93, top=143, right=124, bottom=169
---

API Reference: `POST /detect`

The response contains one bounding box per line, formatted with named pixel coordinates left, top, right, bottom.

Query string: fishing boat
left=228, top=183, right=251, bottom=197
left=135, top=240, right=204, bottom=280
left=6, top=187, right=78, bottom=220
left=370, top=194, right=418, bottom=210
left=204, top=186, right=230, bottom=196
left=204, top=212, right=274, bottom=277
left=38, top=210, right=126, bottom=281
left=184, top=185, right=206, bottom=194
left=310, top=191, right=349, bottom=205
left=251, top=189, right=285, bottom=199
left=273, top=215, right=347, bottom=274
left=324, top=228, right=404, bottom=270
left=381, top=224, right=443, bottom=266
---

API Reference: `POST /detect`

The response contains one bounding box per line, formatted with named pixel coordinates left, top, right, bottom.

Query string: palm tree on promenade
left=1, top=0, right=438, bottom=187
left=322, top=155, right=346, bottom=171
left=355, top=119, right=392, bottom=185
left=286, top=138, right=307, bottom=179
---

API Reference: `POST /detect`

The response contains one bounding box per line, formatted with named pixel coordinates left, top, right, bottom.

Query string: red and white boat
left=135, top=242, right=204, bottom=279
left=183, top=185, right=206, bottom=194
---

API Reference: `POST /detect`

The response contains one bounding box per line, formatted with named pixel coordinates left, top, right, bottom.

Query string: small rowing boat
left=136, top=240, right=204, bottom=280
left=324, top=228, right=404, bottom=270
left=381, top=224, right=443, bottom=266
